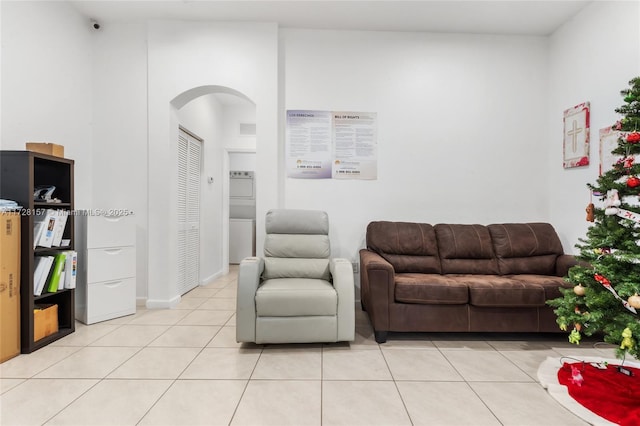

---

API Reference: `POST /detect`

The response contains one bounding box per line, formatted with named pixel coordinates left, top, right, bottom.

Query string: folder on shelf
left=64, top=250, right=77, bottom=289
left=34, top=210, right=57, bottom=248
left=33, top=220, right=45, bottom=249
left=58, top=259, right=66, bottom=291
left=33, top=256, right=47, bottom=295
left=46, top=252, right=66, bottom=293
left=34, top=256, right=54, bottom=296
left=51, top=210, right=68, bottom=247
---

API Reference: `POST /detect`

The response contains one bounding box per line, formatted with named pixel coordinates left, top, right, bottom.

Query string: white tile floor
left=0, top=265, right=619, bottom=425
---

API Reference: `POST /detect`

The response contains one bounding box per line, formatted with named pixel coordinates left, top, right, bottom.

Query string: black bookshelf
left=0, top=151, right=75, bottom=353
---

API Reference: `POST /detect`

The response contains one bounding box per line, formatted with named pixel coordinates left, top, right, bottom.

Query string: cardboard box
left=33, top=304, right=58, bottom=342
left=26, top=142, right=65, bottom=158
left=0, top=213, right=21, bottom=362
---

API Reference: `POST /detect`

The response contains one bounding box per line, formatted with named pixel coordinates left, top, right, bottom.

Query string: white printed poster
left=286, top=110, right=378, bottom=180
left=332, top=112, right=377, bottom=180
left=286, top=110, right=332, bottom=178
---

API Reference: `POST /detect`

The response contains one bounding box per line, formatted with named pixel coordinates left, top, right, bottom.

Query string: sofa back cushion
left=366, top=221, right=441, bottom=273
left=434, top=224, right=499, bottom=274
left=488, top=223, right=564, bottom=275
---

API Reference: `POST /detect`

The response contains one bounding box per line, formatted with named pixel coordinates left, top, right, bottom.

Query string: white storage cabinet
left=75, top=214, right=136, bottom=324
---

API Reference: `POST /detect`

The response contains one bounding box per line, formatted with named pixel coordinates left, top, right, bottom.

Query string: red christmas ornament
left=627, top=176, right=640, bottom=188
left=627, top=132, right=640, bottom=143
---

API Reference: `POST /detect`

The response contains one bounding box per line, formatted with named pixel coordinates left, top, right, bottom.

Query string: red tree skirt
left=558, top=362, right=640, bottom=426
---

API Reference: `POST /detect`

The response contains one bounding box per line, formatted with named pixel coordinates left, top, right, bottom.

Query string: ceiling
left=69, top=0, right=592, bottom=36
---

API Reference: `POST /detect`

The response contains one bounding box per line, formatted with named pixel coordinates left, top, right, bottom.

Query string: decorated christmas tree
left=549, top=77, right=640, bottom=360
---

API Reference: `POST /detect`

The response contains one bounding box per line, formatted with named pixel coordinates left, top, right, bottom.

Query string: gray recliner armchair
left=236, top=209, right=355, bottom=344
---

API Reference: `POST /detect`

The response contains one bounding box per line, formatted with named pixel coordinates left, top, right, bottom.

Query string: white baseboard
left=200, top=270, right=224, bottom=286
left=145, top=294, right=181, bottom=309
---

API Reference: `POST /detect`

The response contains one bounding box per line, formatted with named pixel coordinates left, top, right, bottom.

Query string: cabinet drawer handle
left=104, top=281, right=123, bottom=288
left=104, top=248, right=123, bottom=255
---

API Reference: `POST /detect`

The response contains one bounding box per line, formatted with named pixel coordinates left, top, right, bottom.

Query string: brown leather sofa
left=359, top=222, right=576, bottom=343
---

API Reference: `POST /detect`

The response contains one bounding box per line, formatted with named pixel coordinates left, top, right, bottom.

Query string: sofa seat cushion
left=256, top=278, right=337, bottom=317
left=395, top=273, right=468, bottom=305
left=460, top=275, right=546, bottom=307
left=508, top=274, right=571, bottom=300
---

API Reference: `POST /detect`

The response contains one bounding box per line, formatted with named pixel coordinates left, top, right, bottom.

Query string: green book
left=46, top=252, right=66, bottom=293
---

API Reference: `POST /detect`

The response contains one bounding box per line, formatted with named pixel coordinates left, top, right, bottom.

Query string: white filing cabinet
left=75, top=214, right=136, bottom=324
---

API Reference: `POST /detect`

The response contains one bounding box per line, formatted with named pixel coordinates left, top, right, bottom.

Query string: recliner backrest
left=262, top=209, right=331, bottom=280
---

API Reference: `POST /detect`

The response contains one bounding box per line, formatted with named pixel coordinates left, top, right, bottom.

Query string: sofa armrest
left=236, top=257, right=265, bottom=343
left=555, top=254, right=578, bottom=277
left=330, top=258, right=355, bottom=341
left=359, top=249, right=395, bottom=334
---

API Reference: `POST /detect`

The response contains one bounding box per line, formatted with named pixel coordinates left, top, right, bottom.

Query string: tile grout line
left=40, top=320, right=146, bottom=425
left=379, top=344, right=415, bottom=426
left=227, top=344, right=264, bottom=425
left=135, top=302, right=217, bottom=425
left=433, top=341, right=504, bottom=425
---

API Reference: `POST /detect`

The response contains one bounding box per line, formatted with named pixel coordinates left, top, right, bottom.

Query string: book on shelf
left=33, top=220, right=46, bottom=249
left=58, top=254, right=66, bottom=291
left=51, top=210, right=68, bottom=247
left=33, top=255, right=54, bottom=296
left=46, top=252, right=66, bottom=293
left=64, top=250, right=77, bottom=289
left=33, top=210, right=57, bottom=248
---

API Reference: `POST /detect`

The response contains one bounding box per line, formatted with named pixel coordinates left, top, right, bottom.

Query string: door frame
left=177, top=125, right=204, bottom=295
left=223, top=146, right=257, bottom=271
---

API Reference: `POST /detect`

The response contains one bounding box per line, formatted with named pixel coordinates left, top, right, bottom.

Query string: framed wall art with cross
left=599, top=126, right=622, bottom=176
left=563, top=102, right=590, bottom=168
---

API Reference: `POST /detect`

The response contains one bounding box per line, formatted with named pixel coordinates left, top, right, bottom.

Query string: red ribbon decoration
left=594, top=274, right=610, bottom=286
left=594, top=274, right=638, bottom=314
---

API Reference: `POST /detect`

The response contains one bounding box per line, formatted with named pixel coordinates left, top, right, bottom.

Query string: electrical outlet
left=352, top=262, right=359, bottom=273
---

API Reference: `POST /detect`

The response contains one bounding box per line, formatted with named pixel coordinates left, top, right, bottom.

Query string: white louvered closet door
left=177, top=128, right=202, bottom=295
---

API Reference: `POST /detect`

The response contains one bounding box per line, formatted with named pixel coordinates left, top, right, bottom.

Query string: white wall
left=222, top=103, right=257, bottom=150
left=91, top=22, right=149, bottom=300
left=229, top=153, right=257, bottom=171
left=548, top=0, right=640, bottom=253
left=176, top=94, right=225, bottom=284
left=1, top=1, right=93, bottom=208
left=282, top=29, right=550, bottom=267
left=146, top=21, right=279, bottom=307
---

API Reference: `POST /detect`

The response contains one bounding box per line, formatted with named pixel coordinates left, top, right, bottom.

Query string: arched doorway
left=147, top=85, right=255, bottom=306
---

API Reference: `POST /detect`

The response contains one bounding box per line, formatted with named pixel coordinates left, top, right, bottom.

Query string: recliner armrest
left=330, top=258, right=355, bottom=341
left=236, top=257, right=265, bottom=343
